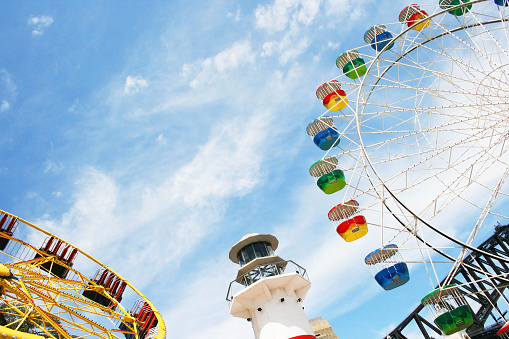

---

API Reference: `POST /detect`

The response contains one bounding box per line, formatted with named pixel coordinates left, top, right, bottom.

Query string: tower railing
left=226, top=260, right=308, bottom=303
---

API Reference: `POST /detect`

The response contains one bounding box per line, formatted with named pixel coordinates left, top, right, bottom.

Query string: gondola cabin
left=306, top=117, right=340, bottom=150
left=328, top=200, right=368, bottom=242
left=316, top=80, right=348, bottom=112
left=336, top=50, right=367, bottom=79
left=34, top=236, right=78, bottom=279
left=309, top=157, right=346, bottom=194
left=119, top=300, right=159, bottom=339
left=421, top=284, right=474, bottom=335
left=82, top=269, right=127, bottom=308
left=399, top=4, right=430, bottom=31
left=495, top=0, right=509, bottom=6
left=364, top=25, right=394, bottom=52
left=439, top=0, right=472, bottom=16
left=365, top=244, right=409, bottom=290
left=498, top=321, right=509, bottom=337
left=0, top=213, right=18, bottom=251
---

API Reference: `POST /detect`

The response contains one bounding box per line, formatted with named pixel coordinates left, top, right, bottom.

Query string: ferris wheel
left=307, top=0, right=509, bottom=336
left=0, top=209, right=165, bottom=339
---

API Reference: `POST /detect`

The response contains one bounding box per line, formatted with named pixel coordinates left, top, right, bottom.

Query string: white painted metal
left=229, top=234, right=315, bottom=339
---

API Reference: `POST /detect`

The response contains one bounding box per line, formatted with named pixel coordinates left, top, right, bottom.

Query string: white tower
left=227, top=233, right=316, bottom=339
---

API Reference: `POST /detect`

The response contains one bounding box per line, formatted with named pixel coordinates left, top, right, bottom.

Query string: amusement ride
left=0, top=209, right=165, bottom=339
left=306, top=0, right=509, bottom=337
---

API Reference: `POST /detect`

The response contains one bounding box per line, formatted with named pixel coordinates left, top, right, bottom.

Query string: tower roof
left=228, top=233, right=278, bottom=263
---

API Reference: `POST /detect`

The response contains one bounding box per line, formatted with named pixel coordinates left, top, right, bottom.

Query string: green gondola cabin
left=309, top=157, right=346, bottom=194
left=421, top=284, right=474, bottom=335
left=439, top=0, right=472, bottom=16
left=336, top=50, right=367, bottom=79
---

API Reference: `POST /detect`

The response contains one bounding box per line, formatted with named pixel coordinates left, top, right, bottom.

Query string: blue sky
left=1, top=1, right=507, bottom=338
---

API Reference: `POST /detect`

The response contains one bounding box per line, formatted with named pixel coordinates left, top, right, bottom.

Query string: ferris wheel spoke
left=309, top=0, right=509, bottom=310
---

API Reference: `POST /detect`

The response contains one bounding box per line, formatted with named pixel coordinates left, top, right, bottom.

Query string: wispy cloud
left=156, top=133, right=166, bottom=146
left=185, top=40, right=255, bottom=89
left=28, top=15, right=53, bottom=36
left=9, top=1, right=428, bottom=338
left=44, top=160, right=64, bottom=174
left=255, top=0, right=321, bottom=33
left=124, top=75, right=149, bottom=94
left=0, top=100, right=9, bottom=112
left=0, top=69, right=17, bottom=111
left=163, top=257, right=253, bottom=339
left=35, top=108, right=273, bottom=289
left=227, top=8, right=241, bottom=22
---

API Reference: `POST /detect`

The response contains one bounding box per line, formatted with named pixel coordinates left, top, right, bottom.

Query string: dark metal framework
left=385, top=225, right=509, bottom=339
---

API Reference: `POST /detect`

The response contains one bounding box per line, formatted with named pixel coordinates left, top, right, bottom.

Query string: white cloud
left=186, top=40, right=255, bottom=88
left=227, top=8, right=241, bottom=22
left=261, top=41, right=275, bottom=57
left=163, top=258, right=253, bottom=339
left=1, top=70, right=17, bottom=108
left=327, top=40, right=340, bottom=50
left=28, top=15, right=54, bottom=36
left=34, top=108, right=273, bottom=290
left=255, top=0, right=299, bottom=32
left=297, top=0, right=321, bottom=25
left=255, top=0, right=321, bottom=33
left=260, top=29, right=310, bottom=64
left=0, top=100, right=9, bottom=111
left=156, top=133, right=166, bottom=146
left=141, top=111, right=269, bottom=211
left=124, top=75, right=149, bottom=94
left=44, top=160, right=64, bottom=173
left=68, top=98, right=79, bottom=113
left=278, top=33, right=310, bottom=64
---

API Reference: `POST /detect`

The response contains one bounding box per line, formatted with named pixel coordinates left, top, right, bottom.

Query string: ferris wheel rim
left=338, top=0, right=509, bottom=263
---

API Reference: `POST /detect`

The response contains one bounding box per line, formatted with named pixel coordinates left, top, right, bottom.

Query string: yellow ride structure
left=0, top=209, right=165, bottom=339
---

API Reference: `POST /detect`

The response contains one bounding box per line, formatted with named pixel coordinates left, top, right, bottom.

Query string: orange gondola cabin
left=399, top=4, right=430, bottom=31
left=316, top=80, right=348, bottom=112
left=328, top=200, right=368, bottom=242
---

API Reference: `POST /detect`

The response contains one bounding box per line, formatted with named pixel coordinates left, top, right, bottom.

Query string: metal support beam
left=384, top=225, right=509, bottom=339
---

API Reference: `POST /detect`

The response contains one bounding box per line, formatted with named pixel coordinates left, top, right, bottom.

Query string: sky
left=1, top=1, right=508, bottom=339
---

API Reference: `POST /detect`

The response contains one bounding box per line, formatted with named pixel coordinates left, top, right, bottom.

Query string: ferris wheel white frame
left=312, top=0, right=509, bottom=286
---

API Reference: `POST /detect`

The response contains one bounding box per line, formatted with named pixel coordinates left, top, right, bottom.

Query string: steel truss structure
left=385, top=225, right=509, bottom=339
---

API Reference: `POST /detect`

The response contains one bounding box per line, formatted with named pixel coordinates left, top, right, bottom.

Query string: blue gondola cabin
left=364, top=25, right=394, bottom=52
left=365, top=244, right=410, bottom=290
left=306, top=117, right=340, bottom=150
